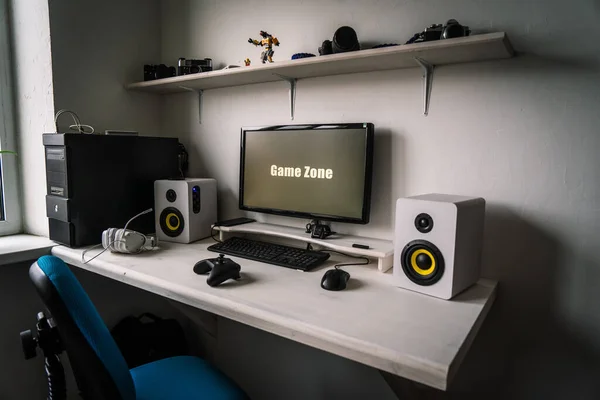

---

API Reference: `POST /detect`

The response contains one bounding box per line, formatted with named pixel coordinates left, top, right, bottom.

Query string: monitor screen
left=239, top=123, right=374, bottom=224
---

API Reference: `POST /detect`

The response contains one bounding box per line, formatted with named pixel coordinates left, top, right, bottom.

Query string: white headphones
left=101, top=208, right=156, bottom=254
left=101, top=228, right=155, bottom=254
left=82, top=209, right=157, bottom=264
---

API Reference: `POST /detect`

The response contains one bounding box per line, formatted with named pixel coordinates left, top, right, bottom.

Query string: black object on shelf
left=292, top=53, right=316, bottom=60
left=318, top=26, right=360, bottom=56
left=372, top=43, right=399, bottom=49
left=305, top=219, right=335, bottom=240
left=318, top=40, right=333, bottom=55
left=177, top=58, right=213, bottom=76
left=406, top=19, right=470, bottom=45
left=332, top=26, right=360, bottom=53
left=144, top=64, right=176, bottom=81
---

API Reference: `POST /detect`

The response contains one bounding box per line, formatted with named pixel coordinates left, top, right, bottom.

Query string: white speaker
left=393, top=194, right=485, bottom=300
left=154, top=179, right=217, bottom=244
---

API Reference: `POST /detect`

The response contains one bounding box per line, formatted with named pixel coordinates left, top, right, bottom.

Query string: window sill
left=0, top=234, right=57, bottom=266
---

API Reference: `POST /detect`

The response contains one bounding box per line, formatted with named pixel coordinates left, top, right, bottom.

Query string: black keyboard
left=207, top=237, right=330, bottom=271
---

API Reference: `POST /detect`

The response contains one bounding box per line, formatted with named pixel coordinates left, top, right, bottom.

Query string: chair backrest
left=30, top=256, right=135, bottom=400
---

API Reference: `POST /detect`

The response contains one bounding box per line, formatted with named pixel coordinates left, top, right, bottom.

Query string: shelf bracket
left=179, top=86, right=204, bottom=123
left=273, top=74, right=297, bottom=120
left=414, top=57, right=434, bottom=116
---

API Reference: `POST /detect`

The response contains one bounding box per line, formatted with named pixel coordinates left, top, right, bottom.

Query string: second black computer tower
left=44, top=133, right=181, bottom=247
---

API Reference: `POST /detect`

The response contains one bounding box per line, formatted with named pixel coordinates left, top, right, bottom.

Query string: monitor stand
left=212, top=221, right=393, bottom=272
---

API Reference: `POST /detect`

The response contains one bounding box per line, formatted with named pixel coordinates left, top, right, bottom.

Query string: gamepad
left=194, top=254, right=241, bottom=287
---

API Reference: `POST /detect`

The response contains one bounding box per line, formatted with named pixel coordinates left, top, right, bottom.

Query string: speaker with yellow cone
left=401, top=240, right=444, bottom=286
left=155, top=179, right=217, bottom=244
left=393, top=194, right=485, bottom=300
left=159, top=207, right=185, bottom=237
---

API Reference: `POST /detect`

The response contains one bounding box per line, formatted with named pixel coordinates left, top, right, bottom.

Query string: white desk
left=52, top=240, right=497, bottom=391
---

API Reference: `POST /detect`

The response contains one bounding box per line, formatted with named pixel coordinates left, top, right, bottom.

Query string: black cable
left=210, top=224, right=222, bottom=243
left=332, top=258, right=370, bottom=270
left=321, top=249, right=370, bottom=270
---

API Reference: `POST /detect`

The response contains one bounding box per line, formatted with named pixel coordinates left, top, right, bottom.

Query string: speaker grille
left=159, top=207, right=185, bottom=237
left=401, top=240, right=444, bottom=286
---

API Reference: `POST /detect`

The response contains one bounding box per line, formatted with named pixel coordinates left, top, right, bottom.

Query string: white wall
left=159, top=0, right=600, bottom=398
left=9, top=0, right=55, bottom=236
left=49, top=0, right=162, bottom=135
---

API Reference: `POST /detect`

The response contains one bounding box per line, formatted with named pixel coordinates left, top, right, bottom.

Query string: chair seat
left=131, top=356, right=247, bottom=400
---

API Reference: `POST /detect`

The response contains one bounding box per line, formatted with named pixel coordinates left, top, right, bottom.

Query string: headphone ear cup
left=103, top=228, right=147, bottom=254
left=125, top=231, right=146, bottom=253
left=114, top=229, right=127, bottom=253
left=102, top=229, right=110, bottom=249
left=103, top=228, right=116, bottom=251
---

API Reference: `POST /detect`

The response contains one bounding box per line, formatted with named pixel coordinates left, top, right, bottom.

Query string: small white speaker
left=154, top=179, right=217, bottom=244
left=393, top=194, right=485, bottom=300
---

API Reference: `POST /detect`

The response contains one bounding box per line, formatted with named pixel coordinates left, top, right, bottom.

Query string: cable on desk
left=315, top=247, right=371, bottom=270
left=210, top=224, right=222, bottom=243
left=81, top=240, right=122, bottom=264
left=324, top=250, right=370, bottom=270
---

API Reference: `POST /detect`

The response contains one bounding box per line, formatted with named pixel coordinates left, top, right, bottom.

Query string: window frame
left=0, top=0, right=22, bottom=236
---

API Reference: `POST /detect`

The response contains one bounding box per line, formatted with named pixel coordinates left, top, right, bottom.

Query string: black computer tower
left=44, top=134, right=181, bottom=247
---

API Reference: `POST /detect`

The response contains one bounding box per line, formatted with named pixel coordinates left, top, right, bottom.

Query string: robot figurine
left=248, top=31, right=280, bottom=63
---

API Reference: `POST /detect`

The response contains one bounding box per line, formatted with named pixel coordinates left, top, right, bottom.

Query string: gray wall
left=48, top=0, right=163, bottom=135
left=11, top=0, right=164, bottom=237
left=159, top=0, right=600, bottom=398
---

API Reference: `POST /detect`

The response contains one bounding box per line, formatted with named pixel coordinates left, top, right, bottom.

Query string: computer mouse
left=193, top=259, right=213, bottom=275
left=321, top=269, right=350, bottom=291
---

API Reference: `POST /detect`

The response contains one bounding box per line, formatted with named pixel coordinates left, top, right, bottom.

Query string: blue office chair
left=24, top=255, right=248, bottom=400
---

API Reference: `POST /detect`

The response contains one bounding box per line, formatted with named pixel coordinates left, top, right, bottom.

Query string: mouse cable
left=332, top=258, right=370, bottom=270
left=320, top=248, right=370, bottom=270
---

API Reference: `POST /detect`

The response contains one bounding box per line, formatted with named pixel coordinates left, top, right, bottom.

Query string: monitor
left=239, top=123, right=374, bottom=224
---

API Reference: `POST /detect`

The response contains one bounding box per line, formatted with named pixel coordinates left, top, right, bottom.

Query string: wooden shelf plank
left=214, top=222, right=394, bottom=272
left=127, top=32, right=513, bottom=94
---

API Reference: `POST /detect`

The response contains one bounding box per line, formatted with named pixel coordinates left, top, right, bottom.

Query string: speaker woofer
left=159, top=207, right=185, bottom=237
left=401, top=240, right=444, bottom=286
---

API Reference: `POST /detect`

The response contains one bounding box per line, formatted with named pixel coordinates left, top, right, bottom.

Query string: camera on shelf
left=144, top=64, right=176, bottom=81
left=177, top=58, right=213, bottom=76
left=406, top=19, right=471, bottom=44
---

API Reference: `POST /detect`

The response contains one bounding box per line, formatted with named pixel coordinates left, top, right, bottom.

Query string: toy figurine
left=248, top=31, right=280, bottom=63
left=244, top=58, right=251, bottom=66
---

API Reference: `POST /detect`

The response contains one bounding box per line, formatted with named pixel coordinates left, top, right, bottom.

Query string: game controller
left=193, top=254, right=241, bottom=287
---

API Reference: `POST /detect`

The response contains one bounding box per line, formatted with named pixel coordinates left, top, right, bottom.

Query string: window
left=0, top=1, right=21, bottom=236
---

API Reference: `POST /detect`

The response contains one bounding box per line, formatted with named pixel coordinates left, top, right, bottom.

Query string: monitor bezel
left=239, top=123, right=374, bottom=224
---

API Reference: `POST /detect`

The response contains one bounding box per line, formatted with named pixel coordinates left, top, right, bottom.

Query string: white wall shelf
left=126, top=32, right=513, bottom=119
left=214, top=222, right=394, bottom=272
